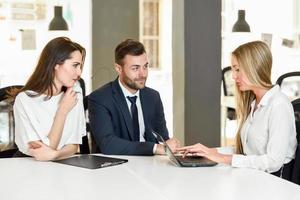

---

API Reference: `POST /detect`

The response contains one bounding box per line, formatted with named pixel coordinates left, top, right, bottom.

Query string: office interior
left=0, top=0, right=300, bottom=158
left=1, top=1, right=300, bottom=199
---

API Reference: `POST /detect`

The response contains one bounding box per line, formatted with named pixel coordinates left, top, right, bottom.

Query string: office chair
left=221, top=66, right=237, bottom=146
left=222, top=66, right=236, bottom=120
left=78, top=78, right=91, bottom=154
left=78, top=78, right=101, bottom=153
left=222, top=66, right=235, bottom=97
left=291, top=98, right=300, bottom=185
left=276, top=71, right=300, bottom=101
left=0, top=85, right=23, bottom=158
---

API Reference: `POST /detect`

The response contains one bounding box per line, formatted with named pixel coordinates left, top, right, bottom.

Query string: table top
left=1, top=155, right=300, bottom=200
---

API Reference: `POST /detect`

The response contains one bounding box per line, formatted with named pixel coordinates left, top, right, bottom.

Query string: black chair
left=0, top=85, right=23, bottom=158
left=222, top=66, right=234, bottom=97
left=276, top=72, right=300, bottom=184
left=78, top=78, right=91, bottom=154
left=0, top=85, right=23, bottom=102
left=222, top=66, right=236, bottom=120
left=82, top=95, right=101, bottom=154
left=0, top=148, right=18, bottom=158
left=276, top=71, right=300, bottom=101
left=276, top=71, right=300, bottom=86
left=221, top=66, right=237, bottom=146
left=291, top=98, right=300, bottom=185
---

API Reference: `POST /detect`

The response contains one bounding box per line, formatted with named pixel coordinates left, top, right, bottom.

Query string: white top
left=232, top=85, right=297, bottom=173
left=14, top=81, right=86, bottom=155
left=118, top=79, right=146, bottom=141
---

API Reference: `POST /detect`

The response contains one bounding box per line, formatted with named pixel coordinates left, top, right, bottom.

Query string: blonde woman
left=178, top=41, right=297, bottom=178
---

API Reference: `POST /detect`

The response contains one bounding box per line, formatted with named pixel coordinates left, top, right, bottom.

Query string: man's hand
left=155, top=138, right=181, bottom=155
left=155, top=144, right=166, bottom=155
left=166, top=138, right=181, bottom=152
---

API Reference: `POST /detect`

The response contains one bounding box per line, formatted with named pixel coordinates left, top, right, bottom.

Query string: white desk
left=1, top=155, right=300, bottom=200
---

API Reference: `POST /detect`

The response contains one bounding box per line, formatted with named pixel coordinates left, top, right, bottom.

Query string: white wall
left=222, top=0, right=300, bottom=82
left=0, top=0, right=92, bottom=94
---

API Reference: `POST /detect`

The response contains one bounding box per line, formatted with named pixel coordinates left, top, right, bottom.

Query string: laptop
left=152, top=131, right=217, bottom=167
left=53, top=154, right=128, bottom=169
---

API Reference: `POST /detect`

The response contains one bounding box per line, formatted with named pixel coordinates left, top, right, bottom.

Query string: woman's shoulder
left=15, top=91, right=31, bottom=100
left=15, top=90, right=40, bottom=104
left=272, top=91, right=291, bottom=105
left=268, top=86, right=293, bottom=109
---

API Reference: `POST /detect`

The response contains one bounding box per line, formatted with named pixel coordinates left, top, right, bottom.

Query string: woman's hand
left=29, top=141, right=58, bottom=161
left=58, top=87, right=78, bottom=115
left=28, top=141, right=42, bottom=149
left=176, top=143, right=232, bottom=165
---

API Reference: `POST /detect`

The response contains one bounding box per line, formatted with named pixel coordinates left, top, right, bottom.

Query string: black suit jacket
left=88, top=79, right=169, bottom=155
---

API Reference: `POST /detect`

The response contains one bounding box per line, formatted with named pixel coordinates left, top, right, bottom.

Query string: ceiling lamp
left=49, top=6, right=68, bottom=31
left=232, top=10, right=250, bottom=32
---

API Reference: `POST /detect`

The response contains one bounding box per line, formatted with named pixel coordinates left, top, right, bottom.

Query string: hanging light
left=232, top=10, right=250, bottom=32
left=49, top=6, right=68, bottom=31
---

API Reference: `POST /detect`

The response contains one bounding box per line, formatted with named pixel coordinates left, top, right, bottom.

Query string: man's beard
left=123, top=75, right=147, bottom=91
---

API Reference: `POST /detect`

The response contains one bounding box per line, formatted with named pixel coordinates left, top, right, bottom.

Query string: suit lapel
left=112, top=79, right=135, bottom=140
left=140, top=89, right=151, bottom=141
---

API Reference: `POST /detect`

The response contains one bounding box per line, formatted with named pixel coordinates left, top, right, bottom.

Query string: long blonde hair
left=232, top=41, right=273, bottom=154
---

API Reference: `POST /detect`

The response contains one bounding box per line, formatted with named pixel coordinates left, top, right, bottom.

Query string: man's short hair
left=115, top=39, right=146, bottom=66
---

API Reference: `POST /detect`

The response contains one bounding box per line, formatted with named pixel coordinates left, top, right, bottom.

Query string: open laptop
left=152, top=131, right=217, bottom=167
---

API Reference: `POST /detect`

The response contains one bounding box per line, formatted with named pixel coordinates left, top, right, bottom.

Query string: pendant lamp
left=232, top=10, right=250, bottom=32
left=49, top=6, right=68, bottom=31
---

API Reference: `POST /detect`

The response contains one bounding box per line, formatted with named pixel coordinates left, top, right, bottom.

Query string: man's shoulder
left=141, top=86, right=160, bottom=97
left=89, top=81, right=114, bottom=100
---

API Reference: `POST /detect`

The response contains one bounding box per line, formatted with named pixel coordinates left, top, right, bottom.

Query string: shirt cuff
left=153, top=144, right=157, bottom=154
left=231, top=154, right=246, bottom=168
left=216, top=146, right=235, bottom=155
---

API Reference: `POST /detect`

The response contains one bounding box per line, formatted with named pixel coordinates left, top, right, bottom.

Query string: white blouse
left=231, top=85, right=297, bottom=173
left=14, top=82, right=86, bottom=155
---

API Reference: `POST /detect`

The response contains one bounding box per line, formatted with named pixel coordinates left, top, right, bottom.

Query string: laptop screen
left=151, top=131, right=181, bottom=166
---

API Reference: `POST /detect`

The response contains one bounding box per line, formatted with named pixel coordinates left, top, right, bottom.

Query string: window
left=139, top=0, right=160, bottom=68
left=139, top=0, right=173, bottom=134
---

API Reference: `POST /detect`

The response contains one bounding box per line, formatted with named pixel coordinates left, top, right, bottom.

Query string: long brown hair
left=11, top=37, right=85, bottom=99
left=232, top=41, right=273, bottom=154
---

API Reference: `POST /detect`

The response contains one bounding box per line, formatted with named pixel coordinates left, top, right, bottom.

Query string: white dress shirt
left=118, top=79, right=146, bottom=141
left=118, top=79, right=158, bottom=153
left=231, top=85, right=297, bottom=173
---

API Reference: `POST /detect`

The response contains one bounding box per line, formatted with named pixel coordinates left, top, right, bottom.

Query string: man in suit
left=88, top=39, right=180, bottom=155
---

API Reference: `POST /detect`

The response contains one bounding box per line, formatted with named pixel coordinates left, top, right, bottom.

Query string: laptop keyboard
left=176, top=155, right=204, bottom=163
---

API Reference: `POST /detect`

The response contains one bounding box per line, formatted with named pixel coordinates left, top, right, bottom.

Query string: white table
left=1, top=155, right=300, bottom=200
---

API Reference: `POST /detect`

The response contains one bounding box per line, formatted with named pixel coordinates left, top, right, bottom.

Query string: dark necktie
left=127, top=96, right=140, bottom=141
